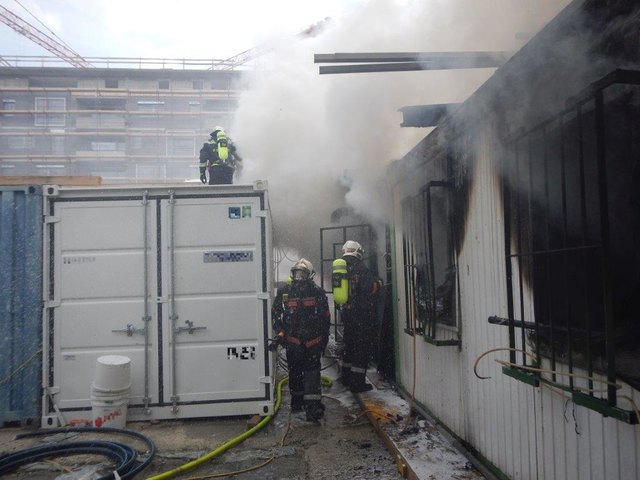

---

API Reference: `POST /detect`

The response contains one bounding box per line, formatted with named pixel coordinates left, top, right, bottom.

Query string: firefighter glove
left=268, top=331, right=285, bottom=352
left=200, top=173, right=207, bottom=184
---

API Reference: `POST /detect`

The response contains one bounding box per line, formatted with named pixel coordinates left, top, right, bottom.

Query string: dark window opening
left=402, top=196, right=424, bottom=335
left=77, top=98, right=126, bottom=110
left=400, top=155, right=458, bottom=343
left=105, top=79, right=119, bottom=88
left=158, top=80, right=170, bottom=90
left=500, top=71, right=640, bottom=421
left=203, top=99, right=229, bottom=112
left=421, top=180, right=456, bottom=333
left=211, top=77, right=229, bottom=90
left=29, top=78, right=77, bottom=88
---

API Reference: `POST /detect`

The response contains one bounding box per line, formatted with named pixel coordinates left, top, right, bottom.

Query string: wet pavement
left=0, top=360, right=488, bottom=479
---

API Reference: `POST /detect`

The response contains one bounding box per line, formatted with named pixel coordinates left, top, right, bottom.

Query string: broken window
left=400, top=152, right=458, bottom=344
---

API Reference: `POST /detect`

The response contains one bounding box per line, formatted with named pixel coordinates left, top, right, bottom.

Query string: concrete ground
left=0, top=360, right=489, bottom=480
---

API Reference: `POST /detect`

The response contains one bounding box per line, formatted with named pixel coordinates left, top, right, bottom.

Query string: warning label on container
left=228, top=206, right=252, bottom=219
left=203, top=251, right=253, bottom=263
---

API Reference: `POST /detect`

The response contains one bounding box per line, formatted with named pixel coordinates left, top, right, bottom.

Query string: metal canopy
left=315, top=51, right=510, bottom=75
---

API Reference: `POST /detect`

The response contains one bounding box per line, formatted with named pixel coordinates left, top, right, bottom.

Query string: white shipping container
left=41, top=181, right=274, bottom=427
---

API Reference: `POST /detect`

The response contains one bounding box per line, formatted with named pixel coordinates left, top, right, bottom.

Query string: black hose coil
left=1, top=426, right=156, bottom=480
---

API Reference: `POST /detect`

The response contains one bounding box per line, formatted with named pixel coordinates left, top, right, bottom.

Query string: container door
left=49, top=196, right=159, bottom=411
left=160, top=195, right=269, bottom=408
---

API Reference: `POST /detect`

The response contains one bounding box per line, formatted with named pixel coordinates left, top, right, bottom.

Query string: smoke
left=231, top=0, right=570, bottom=270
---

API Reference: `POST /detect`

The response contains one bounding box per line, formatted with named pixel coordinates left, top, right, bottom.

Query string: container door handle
left=112, top=324, right=145, bottom=337
left=174, top=320, right=207, bottom=335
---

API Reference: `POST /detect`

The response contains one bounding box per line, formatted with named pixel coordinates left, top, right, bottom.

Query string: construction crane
left=216, top=17, right=331, bottom=70
left=0, top=5, right=91, bottom=68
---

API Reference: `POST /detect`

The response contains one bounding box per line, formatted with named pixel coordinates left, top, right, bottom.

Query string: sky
left=0, top=0, right=572, bottom=274
left=0, top=0, right=351, bottom=59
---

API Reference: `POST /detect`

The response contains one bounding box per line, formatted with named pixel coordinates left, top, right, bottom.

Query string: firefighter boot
left=290, top=393, right=304, bottom=412
left=304, top=370, right=323, bottom=421
left=340, top=366, right=352, bottom=388
left=349, top=370, right=373, bottom=393
left=305, top=401, right=325, bottom=422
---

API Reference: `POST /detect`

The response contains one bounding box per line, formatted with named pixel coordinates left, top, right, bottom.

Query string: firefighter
left=339, top=240, right=380, bottom=393
left=199, top=126, right=242, bottom=185
left=271, top=259, right=330, bottom=421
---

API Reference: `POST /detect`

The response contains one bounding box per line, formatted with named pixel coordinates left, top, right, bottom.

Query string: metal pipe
left=319, top=59, right=504, bottom=75
left=559, top=114, right=575, bottom=390
left=142, top=191, right=151, bottom=414
left=594, top=91, right=617, bottom=406
left=576, top=104, right=595, bottom=395
left=314, top=51, right=511, bottom=64
left=168, top=190, right=179, bottom=413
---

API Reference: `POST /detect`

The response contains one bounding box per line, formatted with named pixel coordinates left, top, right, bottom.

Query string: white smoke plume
left=232, top=0, right=569, bottom=271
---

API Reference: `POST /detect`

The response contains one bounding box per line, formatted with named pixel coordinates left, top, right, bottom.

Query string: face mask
left=293, top=270, right=308, bottom=281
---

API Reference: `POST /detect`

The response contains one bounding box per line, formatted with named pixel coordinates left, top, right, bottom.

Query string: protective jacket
left=272, top=279, right=330, bottom=346
left=340, top=255, right=380, bottom=391
left=272, top=278, right=330, bottom=421
left=198, top=130, right=242, bottom=184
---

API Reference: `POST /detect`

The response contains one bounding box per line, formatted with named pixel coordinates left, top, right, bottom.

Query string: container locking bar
left=112, top=324, right=145, bottom=337
left=174, top=320, right=206, bottom=335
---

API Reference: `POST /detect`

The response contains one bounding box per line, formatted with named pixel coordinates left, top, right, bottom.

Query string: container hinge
left=259, top=376, right=271, bottom=384
left=257, top=292, right=269, bottom=300
left=255, top=210, right=268, bottom=218
left=47, top=386, right=60, bottom=395
left=44, top=215, right=61, bottom=224
left=44, top=300, right=61, bottom=309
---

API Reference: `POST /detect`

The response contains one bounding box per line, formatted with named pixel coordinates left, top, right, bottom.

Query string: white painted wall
left=392, top=125, right=640, bottom=480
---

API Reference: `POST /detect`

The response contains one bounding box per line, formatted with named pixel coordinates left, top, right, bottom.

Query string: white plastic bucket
left=91, top=389, right=129, bottom=428
left=92, top=355, right=131, bottom=393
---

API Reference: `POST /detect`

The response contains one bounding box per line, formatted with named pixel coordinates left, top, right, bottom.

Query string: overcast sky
left=0, top=0, right=352, bottom=59
left=0, top=0, right=572, bottom=269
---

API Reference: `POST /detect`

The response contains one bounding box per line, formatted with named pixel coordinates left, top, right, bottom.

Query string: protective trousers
left=208, top=165, right=234, bottom=185
left=342, top=313, right=375, bottom=390
left=285, top=343, right=324, bottom=420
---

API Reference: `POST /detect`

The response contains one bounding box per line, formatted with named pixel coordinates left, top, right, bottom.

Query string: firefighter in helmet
left=199, top=126, right=242, bottom=185
left=271, top=258, right=330, bottom=421
left=339, top=240, right=380, bottom=393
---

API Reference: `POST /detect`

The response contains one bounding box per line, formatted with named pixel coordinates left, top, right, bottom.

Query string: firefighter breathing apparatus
left=215, top=131, right=229, bottom=161
left=332, top=258, right=348, bottom=305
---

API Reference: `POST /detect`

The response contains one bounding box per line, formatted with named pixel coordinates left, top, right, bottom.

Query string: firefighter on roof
left=199, top=126, right=242, bottom=185
left=271, top=258, right=330, bottom=421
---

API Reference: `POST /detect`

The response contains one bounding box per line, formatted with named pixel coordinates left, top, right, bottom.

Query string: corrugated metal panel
left=0, top=185, right=43, bottom=426
left=392, top=164, right=465, bottom=437
left=392, top=125, right=640, bottom=479
left=41, top=183, right=274, bottom=425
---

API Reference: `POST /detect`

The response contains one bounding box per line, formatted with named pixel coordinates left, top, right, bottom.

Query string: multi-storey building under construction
left=0, top=61, right=242, bottom=182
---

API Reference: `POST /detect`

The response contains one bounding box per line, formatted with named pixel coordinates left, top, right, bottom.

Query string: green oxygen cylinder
left=332, top=258, right=348, bottom=305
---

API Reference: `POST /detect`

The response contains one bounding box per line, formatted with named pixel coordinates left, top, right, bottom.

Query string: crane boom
left=0, top=5, right=91, bottom=68
left=219, top=17, right=331, bottom=70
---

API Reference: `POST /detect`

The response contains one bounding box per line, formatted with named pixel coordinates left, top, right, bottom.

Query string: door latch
left=174, top=320, right=206, bottom=335
left=112, top=324, right=145, bottom=337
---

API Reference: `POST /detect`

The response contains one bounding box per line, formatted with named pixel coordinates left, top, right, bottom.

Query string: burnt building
left=389, top=1, right=640, bottom=478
